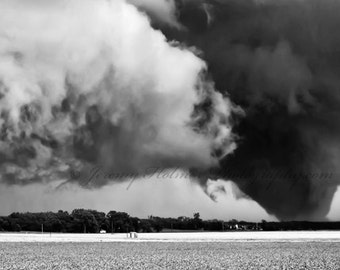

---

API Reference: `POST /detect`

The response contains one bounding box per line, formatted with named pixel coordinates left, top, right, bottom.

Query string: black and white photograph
left=0, top=0, right=340, bottom=269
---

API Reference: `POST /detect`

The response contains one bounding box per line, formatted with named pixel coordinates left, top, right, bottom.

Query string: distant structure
left=128, top=232, right=138, bottom=238
left=100, top=230, right=107, bottom=234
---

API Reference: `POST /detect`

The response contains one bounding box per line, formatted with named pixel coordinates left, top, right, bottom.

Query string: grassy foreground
left=0, top=242, right=339, bottom=269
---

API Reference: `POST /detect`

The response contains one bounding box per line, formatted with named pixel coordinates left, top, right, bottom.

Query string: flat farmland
left=0, top=232, right=339, bottom=269
left=1, top=231, right=340, bottom=242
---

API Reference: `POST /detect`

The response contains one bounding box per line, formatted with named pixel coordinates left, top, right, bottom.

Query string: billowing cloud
left=0, top=0, right=237, bottom=186
left=3, top=0, right=339, bottom=222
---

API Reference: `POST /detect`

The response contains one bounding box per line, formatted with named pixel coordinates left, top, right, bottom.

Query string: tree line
left=0, top=209, right=339, bottom=233
left=0, top=209, right=204, bottom=233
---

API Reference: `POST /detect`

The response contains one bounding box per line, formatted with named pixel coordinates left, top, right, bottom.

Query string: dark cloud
left=1, top=0, right=340, bottom=222
left=144, top=0, right=340, bottom=220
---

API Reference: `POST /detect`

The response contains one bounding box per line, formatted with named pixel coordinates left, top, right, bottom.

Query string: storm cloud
left=1, top=0, right=340, bottom=221
left=138, top=0, right=340, bottom=220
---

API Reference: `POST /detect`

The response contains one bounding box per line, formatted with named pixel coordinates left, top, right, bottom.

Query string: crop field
left=1, top=231, right=340, bottom=242
left=0, top=241, right=340, bottom=269
left=0, top=232, right=339, bottom=269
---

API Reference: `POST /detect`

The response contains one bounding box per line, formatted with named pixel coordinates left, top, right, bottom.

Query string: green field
left=0, top=242, right=339, bottom=269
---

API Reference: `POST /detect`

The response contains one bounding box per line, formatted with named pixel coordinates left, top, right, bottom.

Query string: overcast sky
left=0, top=175, right=339, bottom=221
left=1, top=0, right=340, bottom=222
